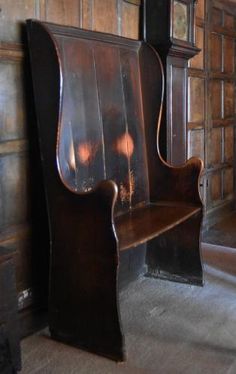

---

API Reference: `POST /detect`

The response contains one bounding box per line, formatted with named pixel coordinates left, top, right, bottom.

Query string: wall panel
left=188, top=0, right=236, bottom=224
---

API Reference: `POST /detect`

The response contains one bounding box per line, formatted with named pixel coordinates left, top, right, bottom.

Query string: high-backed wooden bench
left=27, top=19, right=204, bottom=361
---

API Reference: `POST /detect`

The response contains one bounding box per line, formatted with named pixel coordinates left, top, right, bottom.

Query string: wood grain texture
left=92, top=0, right=118, bottom=34
left=44, top=0, right=80, bottom=26
left=212, top=7, right=223, bottom=27
left=223, top=36, right=234, bottom=73
left=116, top=203, right=201, bottom=251
left=0, top=0, right=142, bottom=342
left=208, top=127, right=222, bottom=166
left=223, top=167, right=234, bottom=197
left=224, top=81, right=234, bottom=118
left=210, top=79, right=222, bottom=120
left=210, top=33, right=222, bottom=72
left=121, top=1, right=139, bottom=39
left=0, top=153, right=29, bottom=229
left=196, top=0, right=205, bottom=20
left=0, top=0, right=37, bottom=43
left=190, top=26, right=204, bottom=70
left=224, top=126, right=234, bottom=163
left=210, top=171, right=222, bottom=202
left=188, top=129, right=205, bottom=162
left=27, top=20, right=203, bottom=361
left=224, top=12, right=234, bottom=29
left=81, top=0, right=92, bottom=29
left=0, top=61, right=26, bottom=142
left=188, top=77, right=205, bottom=123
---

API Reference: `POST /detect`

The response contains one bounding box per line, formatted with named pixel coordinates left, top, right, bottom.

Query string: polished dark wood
left=0, top=0, right=142, bottom=341
left=27, top=19, right=203, bottom=361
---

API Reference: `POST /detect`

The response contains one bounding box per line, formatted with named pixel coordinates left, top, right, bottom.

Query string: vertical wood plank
left=210, top=33, right=222, bottom=72
left=44, top=0, right=80, bottom=27
left=57, top=36, right=105, bottom=192
left=224, top=81, right=234, bottom=118
left=94, top=44, right=129, bottom=212
left=190, top=26, right=204, bottom=70
left=211, top=7, right=223, bottom=27
left=0, top=0, right=36, bottom=43
left=81, top=0, right=92, bottom=29
left=208, top=127, right=222, bottom=166
left=188, top=77, right=205, bottom=123
left=0, top=61, right=26, bottom=142
left=92, top=0, right=118, bottom=34
left=224, top=13, right=234, bottom=29
left=210, top=171, right=222, bottom=203
left=196, top=0, right=205, bottom=20
left=120, top=48, right=149, bottom=207
left=223, top=167, right=234, bottom=197
left=121, top=1, right=139, bottom=39
left=210, top=80, right=222, bottom=120
left=224, top=126, right=234, bottom=163
left=223, top=37, right=234, bottom=74
left=0, top=154, right=29, bottom=229
left=188, top=129, right=204, bottom=162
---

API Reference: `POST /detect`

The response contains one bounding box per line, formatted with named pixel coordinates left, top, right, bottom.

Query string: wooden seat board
left=115, top=203, right=201, bottom=251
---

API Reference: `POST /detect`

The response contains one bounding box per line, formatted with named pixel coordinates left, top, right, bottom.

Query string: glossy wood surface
left=27, top=19, right=203, bottom=361
left=0, top=0, right=141, bottom=340
left=116, top=203, right=201, bottom=251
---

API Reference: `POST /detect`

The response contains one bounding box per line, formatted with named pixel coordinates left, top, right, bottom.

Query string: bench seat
left=116, top=203, right=201, bottom=251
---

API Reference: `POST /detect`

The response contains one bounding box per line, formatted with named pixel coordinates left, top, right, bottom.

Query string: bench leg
left=49, top=240, right=125, bottom=361
left=146, top=210, right=203, bottom=286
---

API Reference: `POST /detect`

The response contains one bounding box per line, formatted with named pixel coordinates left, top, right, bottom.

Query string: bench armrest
left=156, top=156, right=204, bottom=206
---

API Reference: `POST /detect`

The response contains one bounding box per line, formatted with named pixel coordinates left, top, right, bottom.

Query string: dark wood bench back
left=27, top=21, right=163, bottom=214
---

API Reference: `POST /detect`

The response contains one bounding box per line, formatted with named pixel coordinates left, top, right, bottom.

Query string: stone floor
left=21, top=238, right=236, bottom=374
left=203, top=211, right=236, bottom=248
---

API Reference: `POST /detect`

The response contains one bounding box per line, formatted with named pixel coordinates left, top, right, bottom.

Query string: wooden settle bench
left=27, top=19, right=204, bottom=361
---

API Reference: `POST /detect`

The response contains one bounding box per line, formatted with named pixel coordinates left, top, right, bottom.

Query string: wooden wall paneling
left=43, top=0, right=81, bottom=26
left=223, top=167, right=234, bottom=198
left=210, top=79, right=222, bottom=120
left=81, top=0, right=92, bottom=29
left=224, top=81, right=235, bottom=118
left=0, top=153, right=29, bottom=229
left=0, top=0, right=37, bottom=43
left=196, top=0, right=205, bottom=20
left=224, top=12, right=234, bottom=29
left=224, top=125, right=234, bottom=163
left=188, top=76, right=205, bottom=123
left=208, top=127, right=223, bottom=166
left=121, top=1, right=140, bottom=39
left=223, top=36, right=234, bottom=74
left=188, top=129, right=205, bottom=161
left=210, top=170, right=222, bottom=203
left=212, top=7, right=223, bottom=27
left=0, top=61, right=26, bottom=141
left=210, top=33, right=222, bottom=72
left=92, top=0, right=118, bottom=34
left=189, top=26, right=204, bottom=69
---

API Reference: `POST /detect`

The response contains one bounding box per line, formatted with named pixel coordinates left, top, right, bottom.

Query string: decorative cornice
left=152, top=40, right=200, bottom=60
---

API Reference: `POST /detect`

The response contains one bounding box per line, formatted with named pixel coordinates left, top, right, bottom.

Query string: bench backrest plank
left=55, top=32, right=150, bottom=213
